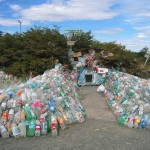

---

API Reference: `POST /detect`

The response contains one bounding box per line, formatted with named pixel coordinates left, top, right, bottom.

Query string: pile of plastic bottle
left=0, top=71, right=19, bottom=94
left=103, top=71, right=150, bottom=129
left=0, top=64, right=86, bottom=138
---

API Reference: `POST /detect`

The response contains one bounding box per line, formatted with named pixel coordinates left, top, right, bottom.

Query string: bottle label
left=35, top=125, right=41, bottom=131
left=29, top=123, right=35, bottom=129
left=12, top=127, right=19, bottom=136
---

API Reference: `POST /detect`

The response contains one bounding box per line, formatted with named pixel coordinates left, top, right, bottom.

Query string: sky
left=0, top=0, right=150, bottom=52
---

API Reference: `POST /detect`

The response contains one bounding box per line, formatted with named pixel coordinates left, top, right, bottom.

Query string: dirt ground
left=0, top=86, right=150, bottom=150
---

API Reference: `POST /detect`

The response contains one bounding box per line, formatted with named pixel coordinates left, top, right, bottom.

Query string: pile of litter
left=0, top=64, right=86, bottom=138
left=98, top=71, right=150, bottom=129
left=0, top=71, right=20, bottom=93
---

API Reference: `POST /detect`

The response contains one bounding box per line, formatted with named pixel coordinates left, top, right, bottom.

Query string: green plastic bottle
left=46, top=116, right=51, bottom=133
left=27, top=118, right=36, bottom=137
left=23, top=104, right=34, bottom=121
left=118, top=114, right=127, bottom=126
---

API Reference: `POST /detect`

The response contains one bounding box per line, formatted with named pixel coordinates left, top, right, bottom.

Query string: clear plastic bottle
left=0, top=125, right=9, bottom=138
left=127, top=115, right=134, bottom=128
left=1, top=102, right=6, bottom=111
left=7, top=98, right=13, bottom=109
left=31, top=91, right=38, bottom=102
left=12, top=123, right=20, bottom=138
left=35, top=120, right=41, bottom=137
left=8, top=108, right=14, bottom=122
left=18, top=121, right=26, bottom=137
left=20, top=92, right=27, bottom=105
left=41, top=120, right=47, bottom=135
left=14, top=108, right=21, bottom=124
left=15, top=99, right=22, bottom=112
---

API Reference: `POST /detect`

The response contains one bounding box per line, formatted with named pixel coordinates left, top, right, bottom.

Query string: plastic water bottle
left=20, top=92, right=27, bottom=105
left=8, top=108, right=14, bottom=122
left=36, top=88, right=44, bottom=101
left=18, top=121, right=26, bottom=137
left=7, top=98, right=13, bottom=109
left=35, top=120, right=41, bottom=137
left=14, top=108, right=21, bottom=124
left=41, top=120, right=47, bottom=135
left=12, top=123, right=20, bottom=138
left=1, top=102, right=6, bottom=111
left=0, top=125, right=9, bottom=138
left=31, top=91, right=38, bottom=102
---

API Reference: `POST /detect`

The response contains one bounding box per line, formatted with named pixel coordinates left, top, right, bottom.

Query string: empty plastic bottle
left=31, top=91, right=38, bottom=102
left=27, top=119, right=36, bottom=137
left=14, top=108, right=21, bottom=124
left=7, top=122, right=12, bottom=136
left=8, top=108, right=14, bottom=122
left=1, top=110, right=8, bottom=124
left=35, top=120, right=41, bottom=137
left=18, top=121, right=26, bottom=137
left=0, top=125, right=9, bottom=138
left=1, top=102, right=6, bottom=111
left=15, top=99, right=22, bottom=112
left=57, top=115, right=66, bottom=130
left=20, top=109, right=26, bottom=121
left=12, top=123, right=20, bottom=138
left=7, top=98, right=13, bottom=109
left=50, top=115, right=58, bottom=136
left=23, top=104, right=33, bottom=121
left=41, top=120, right=47, bottom=135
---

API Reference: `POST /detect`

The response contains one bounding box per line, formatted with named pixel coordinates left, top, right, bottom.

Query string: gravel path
left=0, top=86, right=150, bottom=150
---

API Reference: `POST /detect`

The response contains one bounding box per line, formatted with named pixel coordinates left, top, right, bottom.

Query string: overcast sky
left=0, top=0, right=150, bottom=52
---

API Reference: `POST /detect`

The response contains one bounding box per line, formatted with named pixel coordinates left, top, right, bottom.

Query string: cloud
left=136, top=33, right=148, bottom=39
left=9, top=4, right=22, bottom=11
left=133, top=26, right=150, bottom=39
left=0, top=18, right=30, bottom=26
left=20, top=0, right=118, bottom=22
left=115, top=0, right=150, bottom=16
left=136, top=12, right=150, bottom=18
left=116, top=38, right=150, bottom=52
left=134, top=26, right=150, bottom=30
left=94, top=28, right=123, bottom=34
